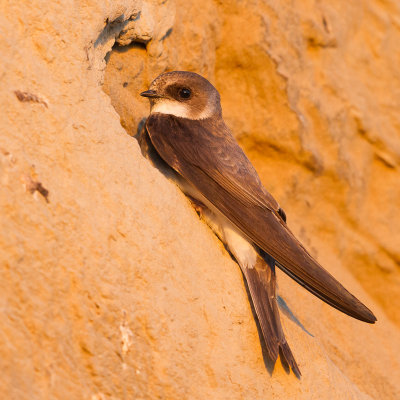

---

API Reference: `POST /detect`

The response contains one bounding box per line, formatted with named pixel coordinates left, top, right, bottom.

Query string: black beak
left=140, top=90, right=161, bottom=98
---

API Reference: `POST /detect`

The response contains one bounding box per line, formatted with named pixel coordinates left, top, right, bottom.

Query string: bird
left=139, top=71, right=376, bottom=377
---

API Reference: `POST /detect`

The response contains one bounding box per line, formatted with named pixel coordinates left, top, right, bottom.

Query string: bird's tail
left=243, top=253, right=301, bottom=377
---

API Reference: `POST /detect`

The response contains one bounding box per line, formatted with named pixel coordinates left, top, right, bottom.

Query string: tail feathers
left=243, top=255, right=301, bottom=377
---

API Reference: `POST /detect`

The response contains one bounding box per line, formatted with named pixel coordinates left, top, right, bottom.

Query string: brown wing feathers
left=145, top=113, right=376, bottom=324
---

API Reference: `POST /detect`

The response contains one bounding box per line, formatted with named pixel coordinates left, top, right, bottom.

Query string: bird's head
left=140, top=71, right=222, bottom=120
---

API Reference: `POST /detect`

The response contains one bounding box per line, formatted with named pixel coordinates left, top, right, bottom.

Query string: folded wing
left=145, top=113, right=376, bottom=323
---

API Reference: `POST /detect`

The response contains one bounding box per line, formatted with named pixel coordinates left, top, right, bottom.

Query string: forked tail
left=243, top=253, right=301, bottom=377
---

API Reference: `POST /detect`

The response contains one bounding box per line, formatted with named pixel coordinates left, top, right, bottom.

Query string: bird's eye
left=179, top=88, right=191, bottom=99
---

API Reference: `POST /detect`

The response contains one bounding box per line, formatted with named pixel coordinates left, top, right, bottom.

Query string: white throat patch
left=151, top=99, right=212, bottom=120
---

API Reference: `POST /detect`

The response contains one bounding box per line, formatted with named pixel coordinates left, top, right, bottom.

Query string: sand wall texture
left=1, top=0, right=400, bottom=399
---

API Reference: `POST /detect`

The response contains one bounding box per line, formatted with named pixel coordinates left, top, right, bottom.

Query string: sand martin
left=140, top=71, right=376, bottom=376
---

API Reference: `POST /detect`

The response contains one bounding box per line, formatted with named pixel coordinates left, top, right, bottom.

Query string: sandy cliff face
left=1, top=0, right=399, bottom=399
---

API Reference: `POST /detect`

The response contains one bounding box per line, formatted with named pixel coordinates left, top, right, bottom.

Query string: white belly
left=175, top=176, right=258, bottom=269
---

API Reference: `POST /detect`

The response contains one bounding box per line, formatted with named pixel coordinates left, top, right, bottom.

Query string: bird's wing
left=145, top=113, right=376, bottom=323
